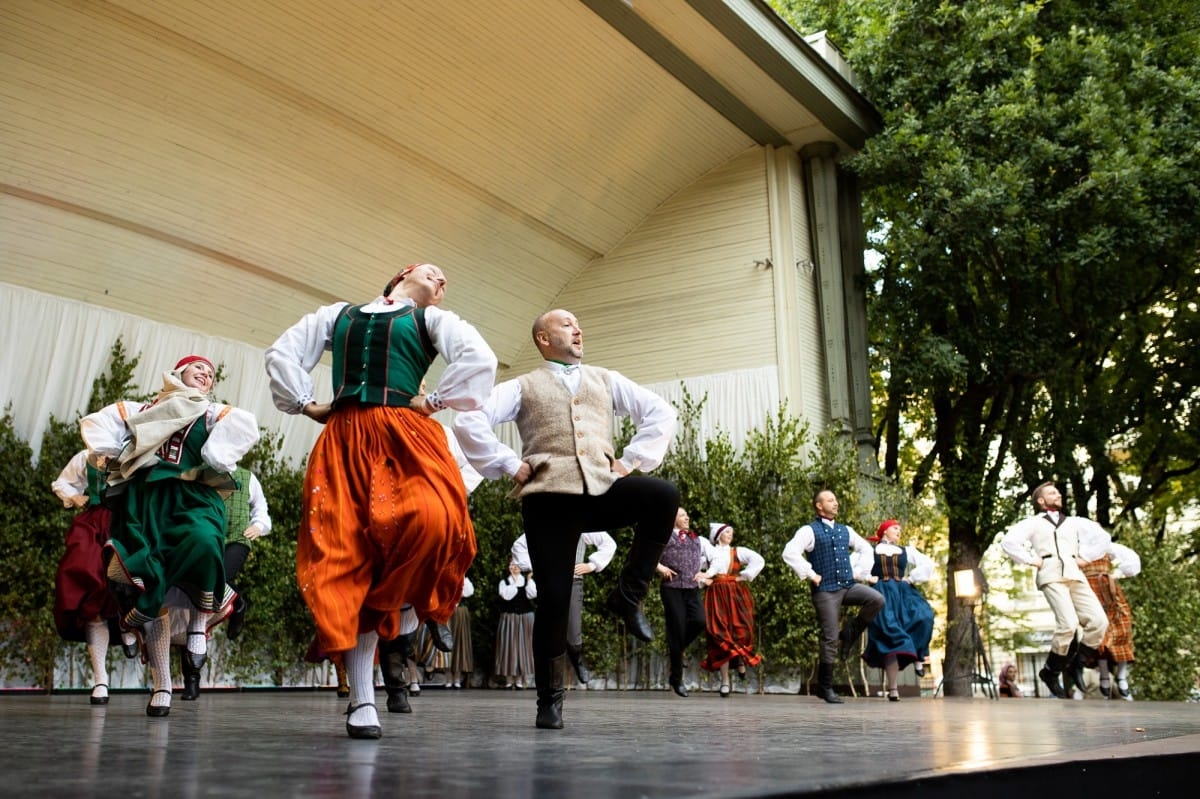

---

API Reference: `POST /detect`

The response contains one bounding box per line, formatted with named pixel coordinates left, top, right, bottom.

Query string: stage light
left=954, top=569, right=980, bottom=600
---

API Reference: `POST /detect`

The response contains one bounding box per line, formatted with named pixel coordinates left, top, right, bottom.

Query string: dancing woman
left=700, top=522, right=764, bottom=697
left=860, top=520, right=935, bottom=701
left=81, top=355, right=258, bottom=717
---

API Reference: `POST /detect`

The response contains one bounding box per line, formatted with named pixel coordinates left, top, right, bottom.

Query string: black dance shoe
left=146, top=689, right=171, bottom=718
left=345, top=702, right=383, bottom=739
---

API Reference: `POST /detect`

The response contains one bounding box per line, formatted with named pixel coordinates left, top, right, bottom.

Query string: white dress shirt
left=781, top=519, right=875, bottom=583
left=453, top=360, right=677, bottom=480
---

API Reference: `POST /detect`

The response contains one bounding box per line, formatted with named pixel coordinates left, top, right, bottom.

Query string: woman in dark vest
left=265, top=263, right=496, bottom=739
left=860, top=519, right=935, bottom=701
left=495, top=560, right=537, bottom=689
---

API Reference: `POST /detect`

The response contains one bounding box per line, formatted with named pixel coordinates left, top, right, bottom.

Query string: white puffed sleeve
left=201, top=405, right=260, bottom=474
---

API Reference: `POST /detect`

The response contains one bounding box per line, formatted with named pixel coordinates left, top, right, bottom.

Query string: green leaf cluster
left=774, top=0, right=1200, bottom=697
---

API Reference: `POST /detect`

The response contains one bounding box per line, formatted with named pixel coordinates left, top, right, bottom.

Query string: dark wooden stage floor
left=3, top=687, right=1197, bottom=798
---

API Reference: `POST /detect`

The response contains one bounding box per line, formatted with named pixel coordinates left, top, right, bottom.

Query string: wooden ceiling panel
left=2, top=0, right=875, bottom=368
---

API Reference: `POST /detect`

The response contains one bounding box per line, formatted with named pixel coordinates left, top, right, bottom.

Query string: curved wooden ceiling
left=0, top=0, right=878, bottom=370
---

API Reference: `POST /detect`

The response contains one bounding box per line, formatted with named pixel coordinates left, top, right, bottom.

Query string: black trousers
left=521, top=476, right=678, bottom=663
left=660, top=585, right=705, bottom=682
left=223, top=541, right=251, bottom=592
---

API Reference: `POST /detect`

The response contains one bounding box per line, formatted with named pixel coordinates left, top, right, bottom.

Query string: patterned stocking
left=85, top=619, right=109, bottom=698
left=145, top=614, right=172, bottom=709
left=187, top=610, right=210, bottom=658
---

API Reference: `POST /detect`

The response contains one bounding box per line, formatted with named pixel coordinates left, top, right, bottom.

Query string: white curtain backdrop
left=3, top=282, right=782, bottom=469
left=0, top=282, right=329, bottom=466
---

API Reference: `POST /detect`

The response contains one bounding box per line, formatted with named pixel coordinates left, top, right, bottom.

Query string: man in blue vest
left=782, top=489, right=884, bottom=703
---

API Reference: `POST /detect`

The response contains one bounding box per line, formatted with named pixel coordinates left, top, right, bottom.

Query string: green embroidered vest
left=330, top=304, right=437, bottom=407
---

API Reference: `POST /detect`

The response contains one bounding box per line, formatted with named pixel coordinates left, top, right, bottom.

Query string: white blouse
left=264, top=297, right=496, bottom=414
left=80, top=400, right=259, bottom=476
left=498, top=573, right=538, bottom=601
left=703, top=544, right=765, bottom=581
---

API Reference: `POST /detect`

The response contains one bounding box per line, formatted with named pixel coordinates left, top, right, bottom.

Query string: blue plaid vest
left=808, top=518, right=857, bottom=593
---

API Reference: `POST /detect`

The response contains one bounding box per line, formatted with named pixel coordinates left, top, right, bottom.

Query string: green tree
left=773, top=0, right=1200, bottom=694
left=1119, top=521, right=1200, bottom=700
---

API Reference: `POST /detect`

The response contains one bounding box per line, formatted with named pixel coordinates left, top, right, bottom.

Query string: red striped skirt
left=700, top=576, right=762, bottom=671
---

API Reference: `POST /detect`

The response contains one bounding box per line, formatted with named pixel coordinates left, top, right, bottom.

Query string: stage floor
left=3, top=687, right=1198, bottom=798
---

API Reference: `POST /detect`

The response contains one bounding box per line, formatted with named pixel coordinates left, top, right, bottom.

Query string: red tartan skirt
left=700, top=576, right=762, bottom=671
left=1082, top=556, right=1134, bottom=663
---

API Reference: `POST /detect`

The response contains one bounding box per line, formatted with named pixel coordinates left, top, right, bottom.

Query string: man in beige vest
left=1001, top=481, right=1109, bottom=698
left=454, top=309, right=679, bottom=729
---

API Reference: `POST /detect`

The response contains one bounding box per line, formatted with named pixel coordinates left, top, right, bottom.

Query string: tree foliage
left=773, top=0, right=1200, bottom=695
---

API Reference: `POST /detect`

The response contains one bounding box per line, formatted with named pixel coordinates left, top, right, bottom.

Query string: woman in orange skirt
left=266, top=263, right=496, bottom=738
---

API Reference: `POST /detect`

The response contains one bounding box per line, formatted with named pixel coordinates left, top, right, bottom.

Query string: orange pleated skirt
left=297, top=403, right=476, bottom=653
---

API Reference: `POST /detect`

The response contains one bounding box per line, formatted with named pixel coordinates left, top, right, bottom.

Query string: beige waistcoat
left=512, top=366, right=615, bottom=498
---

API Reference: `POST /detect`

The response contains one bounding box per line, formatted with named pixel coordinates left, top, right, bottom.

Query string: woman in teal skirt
left=860, top=519, right=935, bottom=701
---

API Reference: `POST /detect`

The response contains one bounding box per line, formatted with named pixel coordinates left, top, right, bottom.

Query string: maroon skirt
left=53, top=505, right=120, bottom=642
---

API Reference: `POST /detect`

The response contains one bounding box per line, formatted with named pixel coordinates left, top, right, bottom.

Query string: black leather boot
left=566, top=644, right=590, bottom=684
left=226, top=596, right=250, bottom=641
left=424, top=619, right=454, bottom=653
left=534, top=654, right=568, bottom=729
left=1075, top=642, right=1101, bottom=669
left=180, top=647, right=200, bottom=701
left=816, top=662, right=843, bottom=703
left=837, top=618, right=866, bottom=661
left=1063, top=653, right=1086, bottom=699
left=1039, top=650, right=1070, bottom=698
left=379, top=633, right=413, bottom=713
left=604, top=536, right=668, bottom=642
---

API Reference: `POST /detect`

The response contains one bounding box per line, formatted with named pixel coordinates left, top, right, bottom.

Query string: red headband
left=383, top=263, right=432, bottom=298
left=873, top=519, right=900, bottom=541
left=174, top=355, right=215, bottom=373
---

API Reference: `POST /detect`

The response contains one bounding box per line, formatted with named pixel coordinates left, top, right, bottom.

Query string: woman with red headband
left=80, top=355, right=259, bottom=717
left=859, top=519, right=936, bottom=701
left=266, top=262, right=496, bottom=739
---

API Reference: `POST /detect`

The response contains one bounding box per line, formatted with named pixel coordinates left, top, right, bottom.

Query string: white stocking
left=885, top=658, right=900, bottom=694
left=144, top=614, right=172, bottom=708
left=187, top=610, right=210, bottom=657
left=85, top=620, right=109, bottom=697
left=344, top=632, right=380, bottom=728
left=1115, top=661, right=1129, bottom=689
left=398, top=605, right=419, bottom=635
